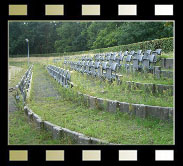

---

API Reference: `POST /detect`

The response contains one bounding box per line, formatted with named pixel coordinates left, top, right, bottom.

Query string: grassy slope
left=69, top=71, right=173, bottom=107
left=61, top=59, right=173, bottom=85
left=161, top=51, right=174, bottom=59
left=28, top=64, right=173, bottom=145
left=117, top=69, right=173, bottom=85
left=9, top=63, right=27, bottom=88
left=8, top=61, right=71, bottom=145
left=9, top=110, right=71, bottom=145
left=55, top=53, right=173, bottom=107
left=59, top=51, right=173, bottom=85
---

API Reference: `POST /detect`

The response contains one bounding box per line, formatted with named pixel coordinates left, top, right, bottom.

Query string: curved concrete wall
left=161, top=58, right=173, bottom=69
left=126, top=81, right=173, bottom=96
left=24, top=106, right=111, bottom=145
left=46, top=65, right=173, bottom=121
left=80, top=93, right=173, bottom=121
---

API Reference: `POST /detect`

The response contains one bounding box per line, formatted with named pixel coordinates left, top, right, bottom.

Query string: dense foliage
left=91, top=37, right=173, bottom=54
left=9, top=22, right=173, bottom=57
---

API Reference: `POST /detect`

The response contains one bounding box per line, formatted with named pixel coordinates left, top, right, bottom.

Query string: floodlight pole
left=25, top=39, right=29, bottom=66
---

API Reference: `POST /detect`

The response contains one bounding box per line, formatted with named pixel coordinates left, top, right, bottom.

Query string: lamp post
left=25, top=39, right=29, bottom=66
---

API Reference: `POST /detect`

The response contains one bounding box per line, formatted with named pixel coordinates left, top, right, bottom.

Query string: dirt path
left=9, top=66, right=23, bottom=112
left=8, top=95, right=17, bottom=112
left=32, top=65, right=60, bottom=101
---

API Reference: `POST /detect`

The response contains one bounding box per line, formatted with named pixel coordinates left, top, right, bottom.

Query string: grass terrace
left=27, top=64, right=173, bottom=144
left=8, top=22, right=174, bottom=145
left=52, top=54, right=174, bottom=107
left=8, top=49, right=174, bottom=145
left=58, top=51, right=174, bottom=85
left=9, top=109, right=73, bottom=145
left=69, top=70, right=173, bottom=107
left=8, top=60, right=72, bottom=145
left=160, top=51, right=174, bottom=59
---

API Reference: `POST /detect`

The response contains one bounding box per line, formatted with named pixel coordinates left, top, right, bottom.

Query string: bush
left=90, top=37, right=173, bottom=54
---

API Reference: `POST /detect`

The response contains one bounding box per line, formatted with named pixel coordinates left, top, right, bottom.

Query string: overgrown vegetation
left=8, top=61, right=72, bottom=145
left=67, top=71, right=173, bottom=107
left=118, top=69, right=173, bottom=85
left=61, top=58, right=173, bottom=86
left=8, top=20, right=174, bottom=144
left=9, top=110, right=72, bottom=145
left=52, top=55, right=173, bottom=107
left=27, top=64, right=173, bottom=144
left=8, top=62, right=28, bottom=88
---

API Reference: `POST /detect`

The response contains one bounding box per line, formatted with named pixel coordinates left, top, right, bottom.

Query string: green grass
left=29, top=99, right=173, bottom=145
left=59, top=51, right=173, bottom=84
left=160, top=51, right=174, bottom=59
left=9, top=61, right=29, bottom=68
left=28, top=64, right=173, bottom=145
left=55, top=56, right=173, bottom=107
left=54, top=56, right=174, bottom=108
left=117, top=67, right=173, bottom=85
left=8, top=61, right=72, bottom=145
left=69, top=71, right=173, bottom=107
left=9, top=65, right=27, bottom=88
left=9, top=109, right=72, bottom=145
left=60, top=58, right=173, bottom=86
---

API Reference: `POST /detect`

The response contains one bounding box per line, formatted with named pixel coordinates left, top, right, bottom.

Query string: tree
left=9, top=21, right=173, bottom=57
left=9, top=21, right=60, bottom=56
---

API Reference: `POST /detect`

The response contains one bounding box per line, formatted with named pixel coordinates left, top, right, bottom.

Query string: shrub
left=90, top=37, right=173, bottom=54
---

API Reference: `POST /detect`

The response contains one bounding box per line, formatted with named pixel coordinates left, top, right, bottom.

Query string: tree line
left=9, top=21, right=173, bottom=56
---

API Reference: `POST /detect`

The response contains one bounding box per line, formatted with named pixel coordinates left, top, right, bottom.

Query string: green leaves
left=9, top=22, right=173, bottom=57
